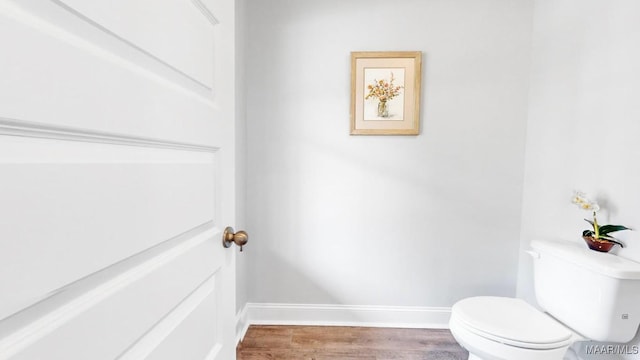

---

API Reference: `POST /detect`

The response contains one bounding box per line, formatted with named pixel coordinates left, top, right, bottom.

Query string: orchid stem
left=593, top=211, right=599, bottom=239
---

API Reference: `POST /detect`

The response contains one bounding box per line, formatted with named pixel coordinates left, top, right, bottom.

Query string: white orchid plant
left=571, top=191, right=631, bottom=247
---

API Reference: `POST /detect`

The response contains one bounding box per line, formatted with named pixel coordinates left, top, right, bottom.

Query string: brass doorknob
left=222, top=226, right=248, bottom=251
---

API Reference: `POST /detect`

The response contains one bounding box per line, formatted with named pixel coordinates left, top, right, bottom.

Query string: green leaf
left=599, top=225, right=631, bottom=235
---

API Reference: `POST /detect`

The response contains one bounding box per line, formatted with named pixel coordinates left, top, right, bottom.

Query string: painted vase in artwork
left=377, top=100, right=389, bottom=118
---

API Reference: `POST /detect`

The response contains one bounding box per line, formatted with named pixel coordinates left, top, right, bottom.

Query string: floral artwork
left=363, top=68, right=405, bottom=121
left=350, top=51, right=421, bottom=135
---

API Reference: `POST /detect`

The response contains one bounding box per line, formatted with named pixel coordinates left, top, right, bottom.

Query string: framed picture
left=350, top=51, right=422, bottom=135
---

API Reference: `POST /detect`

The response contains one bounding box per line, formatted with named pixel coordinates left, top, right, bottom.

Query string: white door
left=0, top=0, right=238, bottom=359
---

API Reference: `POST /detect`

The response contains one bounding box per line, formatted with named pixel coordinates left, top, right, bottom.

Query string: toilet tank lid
left=531, top=239, right=640, bottom=280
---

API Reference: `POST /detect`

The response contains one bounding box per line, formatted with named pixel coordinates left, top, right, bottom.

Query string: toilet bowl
left=449, top=239, right=640, bottom=360
left=449, top=296, right=580, bottom=360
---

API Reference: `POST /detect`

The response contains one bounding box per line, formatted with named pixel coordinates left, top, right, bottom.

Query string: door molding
left=190, top=0, right=219, bottom=26
left=117, top=274, right=219, bottom=360
left=0, top=223, right=218, bottom=358
left=0, top=118, right=216, bottom=153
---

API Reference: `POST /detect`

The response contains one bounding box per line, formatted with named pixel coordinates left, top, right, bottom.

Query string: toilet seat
left=451, top=296, right=574, bottom=350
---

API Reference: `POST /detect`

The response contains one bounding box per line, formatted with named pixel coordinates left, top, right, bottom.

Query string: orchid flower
left=571, top=190, right=630, bottom=247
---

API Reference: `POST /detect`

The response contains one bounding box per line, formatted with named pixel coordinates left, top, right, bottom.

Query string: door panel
left=0, top=0, right=216, bottom=143
left=0, top=156, right=215, bottom=321
left=5, top=225, right=221, bottom=360
left=0, top=0, right=236, bottom=358
left=53, top=0, right=217, bottom=88
left=144, top=290, right=220, bottom=360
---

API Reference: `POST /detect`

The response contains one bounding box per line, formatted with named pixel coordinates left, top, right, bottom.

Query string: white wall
left=517, top=0, right=640, bottom=356
left=244, top=0, right=533, bottom=310
left=235, top=0, right=249, bottom=315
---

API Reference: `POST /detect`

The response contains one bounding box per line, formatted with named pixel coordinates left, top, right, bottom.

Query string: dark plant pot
left=583, top=236, right=616, bottom=252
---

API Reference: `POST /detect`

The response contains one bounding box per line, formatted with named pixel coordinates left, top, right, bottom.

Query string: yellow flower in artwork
left=365, top=72, right=403, bottom=103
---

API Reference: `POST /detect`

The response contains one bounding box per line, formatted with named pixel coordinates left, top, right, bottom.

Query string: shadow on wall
left=245, top=0, right=531, bottom=309
left=249, top=242, right=342, bottom=305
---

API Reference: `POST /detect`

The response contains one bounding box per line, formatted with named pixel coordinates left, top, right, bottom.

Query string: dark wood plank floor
left=237, top=325, right=468, bottom=360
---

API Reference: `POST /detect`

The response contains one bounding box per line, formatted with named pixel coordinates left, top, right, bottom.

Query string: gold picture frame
left=350, top=51, right=422, bottom=135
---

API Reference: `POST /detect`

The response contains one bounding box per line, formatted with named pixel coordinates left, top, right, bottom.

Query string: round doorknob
left=222, top=226, right=248, bottom=251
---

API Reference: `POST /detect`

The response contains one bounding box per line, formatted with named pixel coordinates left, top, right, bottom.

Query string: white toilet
left=449, top=239, right=640, bottom=360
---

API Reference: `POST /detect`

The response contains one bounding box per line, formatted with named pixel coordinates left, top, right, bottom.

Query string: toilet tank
left=530, top=239, right=640, bottom=343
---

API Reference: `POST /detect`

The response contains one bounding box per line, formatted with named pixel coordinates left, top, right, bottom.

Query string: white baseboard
left=235, top=305, right=250, bottom=344
left=236, top=303, right=451, bottom=344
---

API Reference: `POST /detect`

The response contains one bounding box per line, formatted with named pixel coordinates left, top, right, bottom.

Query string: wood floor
left=236, top=325, right=469, bottom=360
